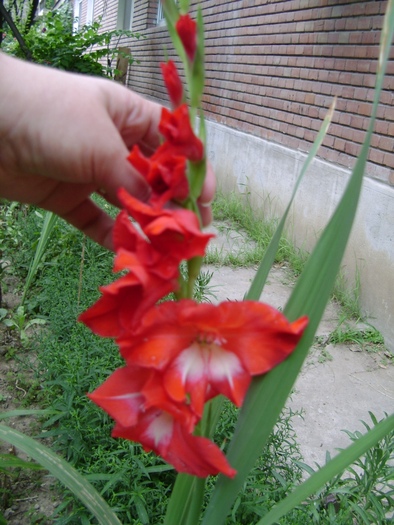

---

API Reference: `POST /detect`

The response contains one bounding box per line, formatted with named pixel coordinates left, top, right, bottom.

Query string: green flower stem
left=187, top=256, right=203, bottom=298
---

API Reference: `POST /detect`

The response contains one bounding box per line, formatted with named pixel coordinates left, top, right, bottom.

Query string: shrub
left=2, top=5, right=140, bottom=77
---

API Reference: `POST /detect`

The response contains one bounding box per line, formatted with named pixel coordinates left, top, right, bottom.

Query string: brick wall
left=92, top=0, right=394, bottom=185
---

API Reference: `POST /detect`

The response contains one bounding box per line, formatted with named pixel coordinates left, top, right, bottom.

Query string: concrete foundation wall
left=206, top=119, right=394, bottom=352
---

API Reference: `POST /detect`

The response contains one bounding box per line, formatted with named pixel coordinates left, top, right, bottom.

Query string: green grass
left=209, top=190, right=374, bottom=326
left=208, top=191, right=308, bottom=273
left=0, top=204, right=306, bottom=523
left=1, top=202, right=393, bottom=524
left=328, top=320, right=385, bottom=349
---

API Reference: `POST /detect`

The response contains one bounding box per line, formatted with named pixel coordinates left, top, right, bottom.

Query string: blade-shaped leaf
left=257, top=414, right=394, bottom=525
left=0, top=424, right=122, bottom=525
left=0, top=453, right=43, bottom=471
left=202, top=1, right=394, bottom=523
left=0, top=409, right=54, bottom=420
left=246, top=100, right=335, bottom=301
left=22, top=211, right=57, bottom=304
left=190, top=7, right=205, bottom=108
left=164, top=474, right=201, bottom=525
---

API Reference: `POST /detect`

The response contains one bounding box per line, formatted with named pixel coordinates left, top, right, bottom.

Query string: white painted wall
left=205, top=119, right=394, bottom=352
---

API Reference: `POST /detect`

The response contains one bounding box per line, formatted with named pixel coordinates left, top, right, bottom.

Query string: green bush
left=2, top=6, right=140, bottom=77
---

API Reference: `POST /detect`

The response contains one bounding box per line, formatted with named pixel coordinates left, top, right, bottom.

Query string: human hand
left=0, top=53, right=215, bottom=250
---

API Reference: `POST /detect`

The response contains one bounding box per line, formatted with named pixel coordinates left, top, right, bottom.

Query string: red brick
left=384, top=152, right=394, bottom=169
left=359, top=102, right=372, bottom=117
left=369, top=149, right=385, bottom=165
left=344, top=141, right=361, bottom=157
left=379, top=136, right=394, bottom=151
left=334, top=137, right=346, bottom=151
left=375, top=121, right=390, bottom=135
left=122, top=0, right=391, bottom=176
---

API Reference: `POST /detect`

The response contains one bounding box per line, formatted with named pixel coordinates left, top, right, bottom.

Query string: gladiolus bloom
left=127, top=145, right=189, bottom=205
left=161, top=60, right=183, bottom=107
left=159, top=104, right=204, bottom=161
left=78, top=211, right=180, bottom=337
left=118, top=188, right=214, bottom=259
left=113, top=414, right=237, bottom=478
left=176, top=14, right=197, bottom=62
left=118, top=300, right=308, bottom=417
left=88, top=366, right=237, bottom=478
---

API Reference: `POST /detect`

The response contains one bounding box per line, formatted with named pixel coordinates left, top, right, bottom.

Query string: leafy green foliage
left=1, top=204, right=307, bottom=523
left=328, top=321, right=385, bottom=348
left=3, top=7, right=140, bottom=77
left=209, top=191, right=307, bottom=271
left=0, top=305, right=46, bottom=346
left=291, top=413, right=394, bottom=525
left=208, top=403, right=304, bottom=524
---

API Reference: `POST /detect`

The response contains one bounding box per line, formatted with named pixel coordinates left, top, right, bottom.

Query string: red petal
left=160, top=60, right=183, bottom=107
left=78, top=276, right=142, bottom=337
left=118, top=305, right=193, bottom=365
left=159, top=105, right=204, bottom=161
left=175, top=15, right=197, bottom=62
left=88, top=367, right=149, bottom=427
left=112, top=210, right=142, bottom=253
left=113, top=413, right=236, bottom=478
left=166, top=421, right=236, bottom=478
left=212, top=302, right=308, bottom=375
left=127, top=145, right=150, bottom=179
left=118, top=189, right=213, bottom=259
left=118, top=188, right=161, bottom=228
left=79, top=272, right=177, bottom=337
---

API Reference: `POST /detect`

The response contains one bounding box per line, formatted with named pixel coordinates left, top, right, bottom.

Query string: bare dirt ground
left=0, top=277, right=59, bottom=524
left=0, top=222, right=393, bottom=522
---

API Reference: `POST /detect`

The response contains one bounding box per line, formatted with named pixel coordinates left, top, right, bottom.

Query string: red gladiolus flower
left=113, top=210, right=182, bottom=279
left=159, top=104, right=204, bottom=161
left=127, top=145, right=189, bottom=205
left=78, top=211, right=180, bottom=337
left=160, top=60, right=183, bottom=107
left=88, top=366, right=196, bottom=431
left=176, top=14, right=197, bottom=62
left=118, top=300, right=308, bottom=418
left=113, top=413, right=236, bottom=478
left=88, top=366, right=236, bottom=478
left=118, top=188, right=213, bottom=259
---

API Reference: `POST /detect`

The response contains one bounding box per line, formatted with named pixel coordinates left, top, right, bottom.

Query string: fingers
left=103, top=82, right=162, bottom=153
left=198, top=203, right=213, bottom=227
left=197, top=162, right=216, bottom=226
left=95, top=152, right=151, bottom=207
left=60, top=198, right=116, bottom=251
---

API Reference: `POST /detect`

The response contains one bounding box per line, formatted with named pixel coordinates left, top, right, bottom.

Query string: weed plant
left=210, top=190, right=372, bottom=323
left=0, top=204, right=306, bottom=523
left=2, top=203, right=393, bottom=524
left=294, top=413, right=394, bottom=525
left=209, top=191, right=310, bottom=273
left=328, top=319, right=385, bottom=348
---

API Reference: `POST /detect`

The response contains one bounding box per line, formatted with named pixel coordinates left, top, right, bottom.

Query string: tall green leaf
left=257, top=414, right=394, bottom=525
left=164, top=397, right=224, bottom=525
left=202, top=1, right=394, bottom=523
left=246, top=100, right=335, bottom=301
left=0, top=424, right=122, bottom=525
left=22, top=211, right=57, bottom=304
